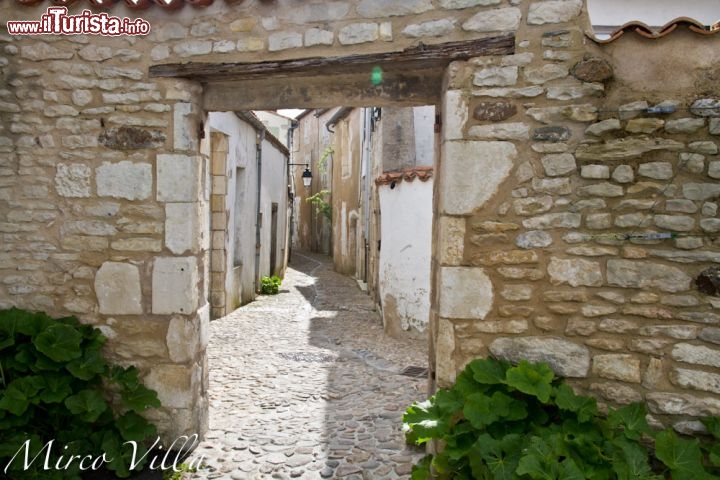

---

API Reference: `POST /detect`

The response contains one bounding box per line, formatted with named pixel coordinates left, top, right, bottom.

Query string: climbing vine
left=306, top=189, right=332, bottom=221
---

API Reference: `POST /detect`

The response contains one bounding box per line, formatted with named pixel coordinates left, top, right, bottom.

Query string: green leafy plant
left=317, top=146, right=333, bottom=176
left=0, top=308, right=161, bottom=479
left=260, top=275, right=282, bottom=295
left=403, top=357, right=720, bottom=479
left=163, top=462, right=197, bottom=480
left=306, top=189, right=332, bottom=221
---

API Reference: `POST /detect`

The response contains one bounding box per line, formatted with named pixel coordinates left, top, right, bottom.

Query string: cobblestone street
left=187, top=252, right=428, bottom=479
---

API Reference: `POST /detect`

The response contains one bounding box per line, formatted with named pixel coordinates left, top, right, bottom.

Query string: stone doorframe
left=147, top=35, right=516, bottom=436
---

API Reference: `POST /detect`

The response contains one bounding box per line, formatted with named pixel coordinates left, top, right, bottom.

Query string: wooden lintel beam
left=202, top=70, right=444, bottom=111
left=149, top=34, right=515, bottom=80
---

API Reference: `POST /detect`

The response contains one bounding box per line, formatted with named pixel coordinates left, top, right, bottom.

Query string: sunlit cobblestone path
left=187, top=252, right=427, bottom=479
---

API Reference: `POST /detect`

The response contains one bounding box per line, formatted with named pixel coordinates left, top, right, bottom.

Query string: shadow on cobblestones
left=186, top=251, right=428, bottom=479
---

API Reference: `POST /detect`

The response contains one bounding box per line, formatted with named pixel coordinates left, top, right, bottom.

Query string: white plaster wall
left=378, top=179, right=433, bottom=333
left=207, top=112, right=257, bottom=305
left=587, top=0, right=718, bottom=26
left=207, top=113, right=288, bottom=305
left=258, top=138, right=289, bottom=279
left=413, top=106, right=436, bottom=167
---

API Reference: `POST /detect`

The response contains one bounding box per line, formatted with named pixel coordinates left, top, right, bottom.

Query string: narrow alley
left=188, top=252, right=428, bottom=480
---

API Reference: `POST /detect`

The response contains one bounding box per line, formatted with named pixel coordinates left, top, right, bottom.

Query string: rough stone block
left=672, top=343, right=720, bottom=368
left=671, top=368, right=720, bottom=395
left=522, top=212, right=581, bottom=229
left=626, top=118, right=664, bottom=134
left=440, top=141, right=515, bottom=214
left=166, top=203, right=200, bottom=255
left=654, top=214, right=695, bottom=232
left=152, top=257, right=199, bottom=315
left=515, top=230, right=552, bottom=249
left=443, top=90, right=468, bottom=141
left=174, top=102, right=200, bottom=151
left=357, top=0, right=432, bottom=17
left=95, top=262, right=143, bottom=315
left=437, top=216, right=465, bottom=266
left=581, top=164, right=610, bottom=179
left=402, top=19, right=456, bottom=37
left=145, top=363, right=198, bottom=409
left=575, top=137, right=684, bottom=161
left=338, top=23, right=378, bottom=45
left=157, top=154, right=201, bottom=202
left=468, top=122, right=529, bottom=140
left=547, top=257, right=602, bottom=287
left=586, top=119, right=621, bottom=136
left=541, top=153, right=576, bottom=176
left=435, top=318, right=457, bottom=387
left=463, top=7, right=521, bottom=32
left=607, top=260, right=691, bottom=293
left=268, top=31, right=303, bottom=51
left=438, top=267, right=493, bottom=319
left=111, top=238, right=162, bottom=252
left=97, top=161, right=152, bottom=200
left=665, top=118, right=705, bottom=134
left=592, top=354, right=641, bottom=383
left=473, top=66, right=518, bottom=87
left=532, top=177, right=572, bottom=195
left=473, top=101, right=517, bottom=122
left=167, top=316, right=200, bottom=363
left=55, top=163, right=91, bottom=198
left=638, top=162, right=673, bottom=180
left=524, top=64, right=569, bottom=85
left=489, top=336, right=590, bottom=377
left=647, top=392, right=720, bottom=417
left=684, top=183, right=720, bottom=201
left=304, top=28, right=334, bottom=46
left=527, top=0, right=582, bottom=25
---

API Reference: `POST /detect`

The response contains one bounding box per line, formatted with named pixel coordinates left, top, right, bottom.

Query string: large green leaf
left=559, top=458, right=585, bottom=480
left=0, top=376, right=45, bottom=415
left=33, top=323, right=83, bottom=362
left=403, top=398, right=450, bottom=445
left=516, top=436, right=560, bottom=480
left=469, top=358, right=509, bottom=385
left=121, top=384, right=161, bottom=412
left=411, top=455, right=433, bottom=480
left=470, top=433, right=523, bottom=480
left=0, top=308, right=50, bottom=337
left=554, top=384, right=598, bottom=423
left=66, top=348, right=106, bottom=380
left=116, top=411, right=157, bottom=442
left=655, top=429, right=709, bottom=480
left=506, top=361, right=554, bottom=403
left=464, top=391, right=518, bottom=428
left=39, top=375, right=73, bottom=403
left=611, top=438, right=662, bottom=480
left=608, top=403, right=652, bottom=441
left=64, top=389, right=108, bottom=422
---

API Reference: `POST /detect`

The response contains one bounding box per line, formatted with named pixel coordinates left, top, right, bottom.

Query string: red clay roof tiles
left=375, top=166, right=433, bottom=186
left=589, top=17, right=720, bottom=43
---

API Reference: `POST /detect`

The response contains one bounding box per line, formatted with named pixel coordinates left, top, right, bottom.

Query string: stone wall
left=433, top=4, right=720, bottom=431
left=1, top=0, right=719, bottom=439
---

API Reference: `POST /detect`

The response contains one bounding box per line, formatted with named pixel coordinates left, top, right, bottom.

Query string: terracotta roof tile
left=375, top=166, right=433, bottom=186
left=588, top=17, right=720, bottom=43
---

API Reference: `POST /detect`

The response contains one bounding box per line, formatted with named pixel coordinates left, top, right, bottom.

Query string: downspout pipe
left=254, top=129, right=265, bottom=294
left=325, top=107, right=353, bottom=133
